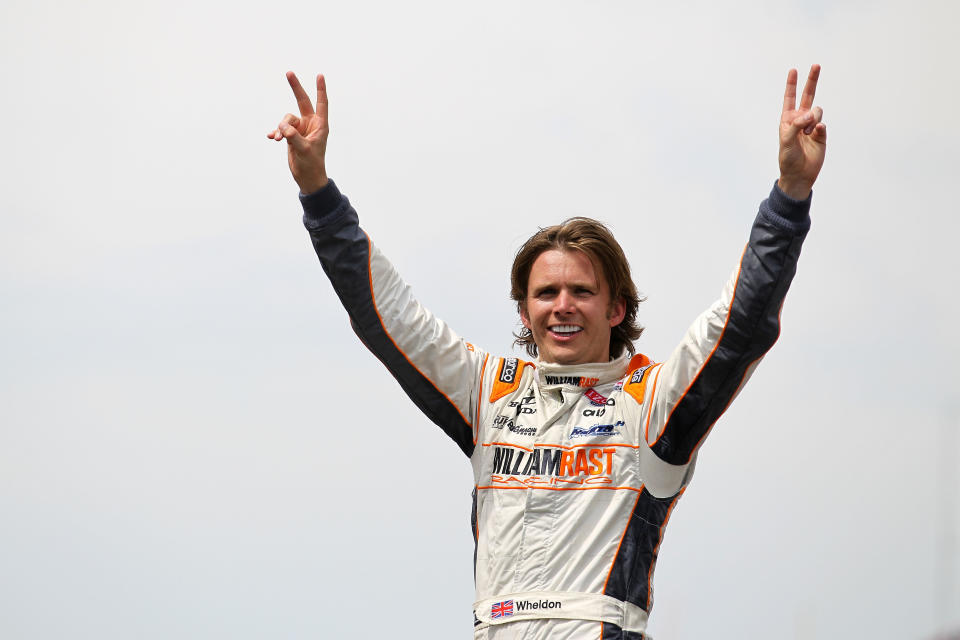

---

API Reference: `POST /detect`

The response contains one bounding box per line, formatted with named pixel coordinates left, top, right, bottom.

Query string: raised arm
left=641, top=65, right=825, bottom=465
left=267, top=71, right=330, bottom=194
left=267, top=73, right=487, bottom=457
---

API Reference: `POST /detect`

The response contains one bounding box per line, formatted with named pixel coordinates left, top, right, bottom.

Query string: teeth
left=551, top=325, right=582, bottom=334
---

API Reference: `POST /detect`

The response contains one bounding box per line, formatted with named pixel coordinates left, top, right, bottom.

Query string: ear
left=519, top=303, right=532, bottom=331
left=608, top=297, right=626, bottom=327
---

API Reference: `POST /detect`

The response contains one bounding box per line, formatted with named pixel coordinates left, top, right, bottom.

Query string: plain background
left=2, top=0, right=958, bottom=637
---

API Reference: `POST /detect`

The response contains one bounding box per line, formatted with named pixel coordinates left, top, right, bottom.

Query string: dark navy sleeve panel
left=602, top=488, right=682, bottom=616
left=760, top=181, right=812, bottom=235
left=649, top=189, right=807, bottom=465
left=301, top=183, right=477, bottom=457
left=300, top=179, right=352, bottom=231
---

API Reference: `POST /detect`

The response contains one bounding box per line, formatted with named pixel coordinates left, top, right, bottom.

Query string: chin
left=544, top=351, right=592, bottom=365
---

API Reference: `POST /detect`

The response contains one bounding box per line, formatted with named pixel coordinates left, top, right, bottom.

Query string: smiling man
left=512, top=217, right=636, bottom=367
left=269, top=65, right=825, bottom=639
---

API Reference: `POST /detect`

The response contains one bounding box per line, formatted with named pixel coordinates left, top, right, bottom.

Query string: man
left=268, top=65, right=825, bottom=639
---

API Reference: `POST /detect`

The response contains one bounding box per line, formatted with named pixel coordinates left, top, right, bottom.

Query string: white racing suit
left=301, top=182, right=810, bottom=639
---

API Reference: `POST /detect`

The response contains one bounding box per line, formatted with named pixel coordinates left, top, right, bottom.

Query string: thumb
left=280, top=124, right=309, bottom=153
left=783, top=110, right=815, bottom=142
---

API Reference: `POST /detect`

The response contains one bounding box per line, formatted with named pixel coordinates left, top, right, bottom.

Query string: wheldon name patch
left=489, top=598, right=561, bottom=620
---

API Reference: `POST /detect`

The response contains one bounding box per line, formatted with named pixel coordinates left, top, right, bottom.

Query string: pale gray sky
left=2, top=0, right=958, bottom=638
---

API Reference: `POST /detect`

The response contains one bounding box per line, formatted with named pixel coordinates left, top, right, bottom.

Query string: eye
left=537, top=287, right=558, bottom=299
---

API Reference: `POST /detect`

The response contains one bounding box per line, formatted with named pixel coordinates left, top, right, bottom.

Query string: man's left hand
left=778, top=64, right=826, bottom=200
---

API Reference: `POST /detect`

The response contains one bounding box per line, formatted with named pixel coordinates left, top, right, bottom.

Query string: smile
left=549, top=325, right=583, bottom=335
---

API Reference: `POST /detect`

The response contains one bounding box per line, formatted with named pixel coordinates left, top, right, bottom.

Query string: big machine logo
left=492, top=414, right=537, bottom=436
left=491, top=599, right=513, bottom=619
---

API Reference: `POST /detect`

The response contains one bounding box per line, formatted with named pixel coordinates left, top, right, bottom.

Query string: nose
left=553, top=289, right=575, bottom=315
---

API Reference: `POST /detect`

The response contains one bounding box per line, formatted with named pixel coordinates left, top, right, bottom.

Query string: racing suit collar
left=534, top=352, right=631, bottom=390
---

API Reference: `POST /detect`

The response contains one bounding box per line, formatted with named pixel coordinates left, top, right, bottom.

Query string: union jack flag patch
left=491, top=599, right=514, bottom=619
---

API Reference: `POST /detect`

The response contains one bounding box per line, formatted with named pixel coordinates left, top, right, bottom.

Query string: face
left=520, top=249, right=626, bottom=365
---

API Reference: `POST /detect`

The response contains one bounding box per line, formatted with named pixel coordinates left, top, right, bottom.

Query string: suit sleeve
left=643, top=182, right=811, bottom=465
left=300, top=181, right=486, bottom=457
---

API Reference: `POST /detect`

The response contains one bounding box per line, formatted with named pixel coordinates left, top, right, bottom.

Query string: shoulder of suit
left=622, top=353, right=658, bottom=404
left=488, top=356, right=534, bottom=402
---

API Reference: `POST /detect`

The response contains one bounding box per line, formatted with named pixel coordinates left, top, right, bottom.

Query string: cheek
left=519, top=305, right=532, bottom=330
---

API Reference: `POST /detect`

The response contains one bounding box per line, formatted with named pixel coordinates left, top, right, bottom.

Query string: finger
left=782, top=68, right=798, bottom=117
left=278, top=113, right=301, bottom=131
left=803, top=106, right=824, bottom=135
left=286, top=71, right=315, bottom=117
left=799, top=64, right=821, bottom=111
left=280, top=122, right=308, bottom=152
left=268, top=113, right=301, bottom=141
left=315, top=74, right=328, bottom=124
left=811, top=121, right=827, bottom=145
left=784, top=110, right=815, bottom=141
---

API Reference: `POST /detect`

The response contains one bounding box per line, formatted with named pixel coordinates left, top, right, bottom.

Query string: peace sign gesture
left=778, top=65, right=827, bottom=200
left=268, top=72, right=329, bottom=194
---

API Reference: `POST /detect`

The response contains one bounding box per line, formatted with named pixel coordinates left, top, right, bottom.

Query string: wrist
left=298, top=172, right=329, bottom=196
left=776, top=176, right=812, bottom=201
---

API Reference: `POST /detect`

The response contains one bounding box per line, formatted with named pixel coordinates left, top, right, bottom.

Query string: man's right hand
left=267, top=71, right=329, bottom=194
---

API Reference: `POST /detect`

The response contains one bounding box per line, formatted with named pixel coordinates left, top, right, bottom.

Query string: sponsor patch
left=630, top=364, right=652, bottom=385
left=490, top=358, right=527, bottom=402
left=509, top=424, right=536, bottom=436
left=491, top=445, right=616, bottom=478
left=500, top=358, right=519, bottom=384
left=508, top=395, right=536, bottom=415
left=624, top=362, right=655, bottom=404
left=581, top=407, right=608, bottom=417
left=544, top=375, right=600, bottom=387
left=570, top=420, right=624, bottom=439
left=584, top=388, right=607, bottom=406
left=492, top=415, right=536, bottom=435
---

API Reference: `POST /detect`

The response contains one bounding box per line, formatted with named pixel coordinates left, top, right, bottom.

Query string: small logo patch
left=500, top=358, right=519, bottom=384
left=492, top=415, right=536, bottom=436
left=584, top=388, right=608, bottom=406
left=571, top=420, right=625, bottom=438
left=631, top=364, right=652, bottom=385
